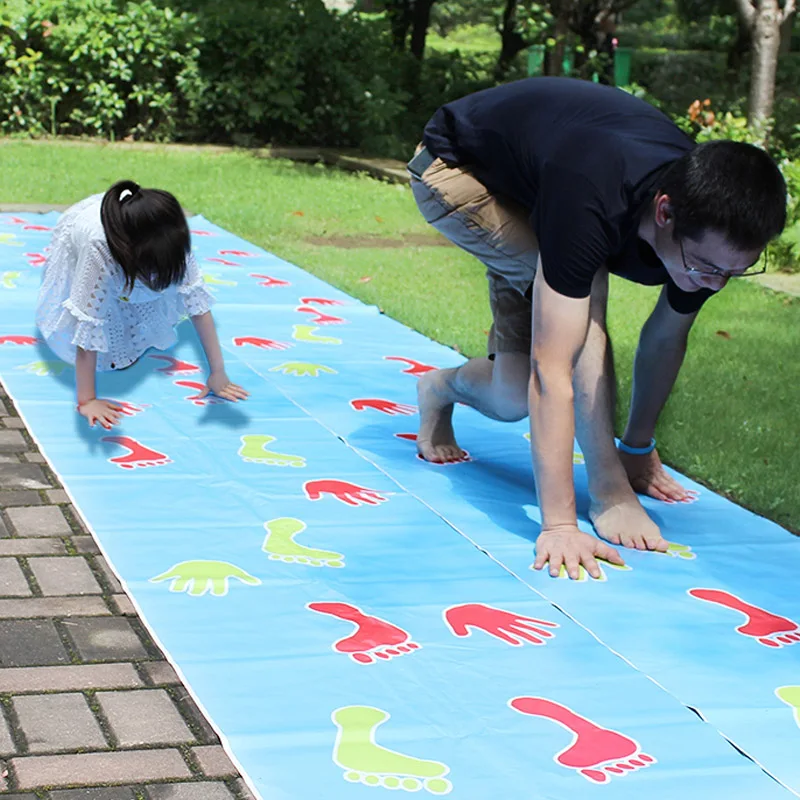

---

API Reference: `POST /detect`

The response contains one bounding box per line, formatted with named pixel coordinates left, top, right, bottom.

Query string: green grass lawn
left=2, top=139, right=798, bottom=533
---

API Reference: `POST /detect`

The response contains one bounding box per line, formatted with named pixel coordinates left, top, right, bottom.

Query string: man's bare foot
left=416, top=369, right=467, bottom=463
left=589, top=496, right=668, bottom=552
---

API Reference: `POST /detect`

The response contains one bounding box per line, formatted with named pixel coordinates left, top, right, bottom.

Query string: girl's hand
left=77, top=399, right=123, bottom=429
left=203, top=372, right=250, bottom=402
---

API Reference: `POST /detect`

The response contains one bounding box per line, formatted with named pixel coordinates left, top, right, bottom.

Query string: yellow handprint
left=2, top=271, right=21, bottom=289
left=202, top=273, right=238, bottom=287
left=150, top=560, right=260, bottom=597
left=0, top=234, right=22, bottom=247
left=269, top=361, right=338, bottom=377
left=292, top=324, right=342, bottom=345
left=16, top=361, right=70, bottom=377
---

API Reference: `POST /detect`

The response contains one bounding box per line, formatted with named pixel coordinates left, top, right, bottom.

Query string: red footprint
left=102, top=437, right=172, bottom=470
left=510, top=697, right=655, bottom=783
left=304, top=479, right=388, bottom=507
left=351, top=398, right=417, bottom=416
left=23, top=224, right=52, bottom=231
left=149, top=355, right=201, bottom=375
left=394, top=432, right=471, bottom=464
left=308, top=602, right=420, bottom=664
left=0, top=335, right=39, bottom=346
left=206, top=257, right=241, bottom=267
left=384, top=356, right=437, bottom=376
left=191, top=229, right=215, bottom=236
left=219, top=249, right=257, bottom=257
left=233, top=336, right=292, bottom=350
left=296, top=306, right=348, bottom=325
left=250, top=274, right=290, bottom=288
left=25, top=252, right=46, bottom=267
left=688, top=588, right=800, bottom=648
left=300, top=297, right=344, bottom=307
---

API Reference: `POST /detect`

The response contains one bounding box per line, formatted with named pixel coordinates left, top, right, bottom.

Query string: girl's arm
left=191, top=311, right=249, bottom=401
left=75, top=347, right=122, bottom=428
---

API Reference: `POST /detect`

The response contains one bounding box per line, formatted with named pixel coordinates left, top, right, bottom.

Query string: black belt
left=407, top=146, right=435, bottom=179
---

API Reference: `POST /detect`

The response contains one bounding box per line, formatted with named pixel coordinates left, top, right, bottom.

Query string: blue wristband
left=618, top=437, right=656, bottom=455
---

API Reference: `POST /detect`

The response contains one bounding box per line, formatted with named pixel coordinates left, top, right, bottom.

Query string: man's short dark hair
left=659, top=140, right=787, bottom=250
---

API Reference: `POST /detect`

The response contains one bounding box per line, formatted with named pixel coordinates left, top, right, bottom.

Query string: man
left=407, top=77, right=786, bottom=580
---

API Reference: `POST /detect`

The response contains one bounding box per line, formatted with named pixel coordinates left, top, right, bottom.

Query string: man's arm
left=620, top=285, right=699, bottom=501
left=529, top=263, right=625, bottom=579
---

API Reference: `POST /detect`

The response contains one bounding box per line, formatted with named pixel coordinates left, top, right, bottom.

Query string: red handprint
left=219, top=249, right=257, bottom=257
left=23, top=224, right=52, bottom=231
left=304, top=479, right=388, bottom=507
left=510, top=697, right=656, bottom=784
left=7, top=217, right=27, bottom=226
left=101, top=437, right=171, bottom=469
left=233, top=336, right=292, bottom=350
left=350, top=398, right=417, bottom=416
left=206, top=257, right=241, bottom=267
left=149, top=355, right=201, bottom=375
left=174, top=380, right=224, bottom=406
left=191, top=229, right=215, bottom=236
left=0, top=335, right=39, bottom=346
left=250, top=274, right=290, bottom=288
left=296, top=306, right=348, bottom=325
left=300, top=297, right=344, bottom=307
left=444, top=603, right=558, bottom=646
left=384, top=356, right=437, bottom=376
left=115, top=401, right=148, bottom=417
left=25, top=252, right=46, bottom=267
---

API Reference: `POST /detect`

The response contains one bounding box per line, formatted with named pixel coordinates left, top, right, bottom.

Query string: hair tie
left=119, top=189, right=134, bottom=203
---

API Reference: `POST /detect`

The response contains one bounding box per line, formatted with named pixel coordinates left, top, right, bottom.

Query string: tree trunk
left=409, top=0, right=436, bottom=59
left=748, top=0, right=782, bottom=123
left=496, top=0, right=528, bottom=78
left=546, top=13, right=570, bottom=76
left=386, top=0, right=412, bottom=51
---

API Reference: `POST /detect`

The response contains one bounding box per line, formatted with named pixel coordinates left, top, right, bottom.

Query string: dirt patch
left=304, top=233, right=453, bottom=249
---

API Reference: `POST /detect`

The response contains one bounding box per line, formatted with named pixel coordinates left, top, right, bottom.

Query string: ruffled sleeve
left=176, top=251, right=215, bottom=317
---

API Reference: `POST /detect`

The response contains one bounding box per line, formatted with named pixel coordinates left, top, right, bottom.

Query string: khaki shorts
left=409, top=146, right=539, bottom=356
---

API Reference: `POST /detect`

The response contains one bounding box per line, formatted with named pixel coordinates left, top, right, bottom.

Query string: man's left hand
left=619, top=447, right=699, bottom=503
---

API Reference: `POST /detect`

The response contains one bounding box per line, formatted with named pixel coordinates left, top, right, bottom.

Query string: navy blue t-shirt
left=423, top=77, right=715, bottom=314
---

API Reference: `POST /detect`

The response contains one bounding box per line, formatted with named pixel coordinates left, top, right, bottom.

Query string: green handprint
left=0, top=234, right=21, bottom=247
left=2, top=271, right=21, bottom=289
left=238, top=434, right=306, bottom=467
left=663, top=542, right=696, bottom=560
left=202, top=273, right=237, bottom=287
left=551, top=559, right=632, bottom=582
left=269, top=361, right=338, bottom=377
left=150, top=560, right=260, bottom=597
left=292, top=324, right=342, bottom=345
left=15, top=361, right=71, bottom=377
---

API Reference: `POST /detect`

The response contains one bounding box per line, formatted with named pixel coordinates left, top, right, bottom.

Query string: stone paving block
left=0, top=620, right=69, bottom=667
left=0, top=491, right=42, bottom=508
left=94, top=556, right=123, bottom=593
left=0, top=464, right=50, bottom=490
left=140, top=661, right=181, bottom=686
left=6, top=506, right=69, bottom=537
left=65, top=617, right=148, bottom=661
left=29, top=557, right=102, bottom=596
left=172, top=688, right=217, bottom=744
left=73, top=535, right=101, bottom=554
left=51, top=788, right=137, bottom=800
left=0, top=708, right=15, bottom=756
left=22, top=452, right=45, bottom=463
left=97, top=690, right=194, bottom=746
left=0, top=454, right=19, bottom=463
left=3, top=418, right=25, bottom=429
left=12, top=748, right=192, bottom=789
left=14, top=692, right=107, bottom=753
left=0, top=430, right=26, bottom=453
left=0, top=795, right=37, bottom=800
left=111, top=594, right=136, bottom=616
left=46, top=489, right=70, bottom=504
left=0, top=538, right=67, bottom=556
left=146, top=783, right=234, bottom=800
left=0, top=663, right=142, bottom=693
left=232, top=779, right=257, bottom=800
left=191, top=745, right=238, bottom=778
left=0, top=557, right=31, bottom=596
left=0, top=597, right=109, bottom=619
left=0, top=515, right=8, bottom=538
left=0, top=400, right=8, bottom=415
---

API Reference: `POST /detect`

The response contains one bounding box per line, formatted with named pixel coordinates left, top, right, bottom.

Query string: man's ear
left=654, top=193, right=674, bottom=228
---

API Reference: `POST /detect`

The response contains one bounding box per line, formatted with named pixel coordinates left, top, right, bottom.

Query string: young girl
left=36, top=180, right=248, bottom=429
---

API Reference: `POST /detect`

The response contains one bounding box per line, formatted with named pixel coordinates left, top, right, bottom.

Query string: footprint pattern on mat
left=262, top=517, right=345, bottom=568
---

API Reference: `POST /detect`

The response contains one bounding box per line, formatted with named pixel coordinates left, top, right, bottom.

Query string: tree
left=734, top=0, right=796, bottom=123
left=379, top=0, right=438, bottom=57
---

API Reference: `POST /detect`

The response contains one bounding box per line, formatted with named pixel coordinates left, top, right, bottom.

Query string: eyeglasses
left=679, top=238, right=767, bottom=278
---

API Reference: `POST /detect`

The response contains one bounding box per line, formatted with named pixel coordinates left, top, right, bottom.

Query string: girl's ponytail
left=100, top=180, right=142, bottom=291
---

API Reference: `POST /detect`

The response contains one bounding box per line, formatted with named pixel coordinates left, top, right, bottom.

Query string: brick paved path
left=0, top=381, right=253, bottom=799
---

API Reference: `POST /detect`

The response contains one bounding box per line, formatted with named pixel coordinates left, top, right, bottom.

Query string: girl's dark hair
left=100, top=180, right=190, bottom=291
left=658, top=141, right=787, bottom=250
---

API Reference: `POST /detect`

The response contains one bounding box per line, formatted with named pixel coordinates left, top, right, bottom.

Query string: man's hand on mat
left=77, top=398, right=123, bottom=430
left=589, top=497, right=670, bottom=553
left=200, top=372, right=250, bottom=402
left=619, top=448, right=700, bottom=504
left=533, top=527, right=625, bottom=580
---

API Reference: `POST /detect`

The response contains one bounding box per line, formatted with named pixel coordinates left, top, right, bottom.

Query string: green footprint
left=292, top=324, right=342, bottom=345
left=15, top=360, right=70, bottom=377
left=776, top=686, right=800, bottom=727
left=664, top=542, right=696, bottom=560
left=2, top=271, right=20, bottom=289
left=202, top=273, right=238, bottom=287
left=238, top=435, right=306, bottom=467
left=0, top=234, right=21, bottom=247
left=332, top=706, right=451, bottom=794
left=262, top=517, right=344, bottom=568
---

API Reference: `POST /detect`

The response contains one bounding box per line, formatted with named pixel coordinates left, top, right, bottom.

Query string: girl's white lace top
left=35, top=194, right=214, bottom=372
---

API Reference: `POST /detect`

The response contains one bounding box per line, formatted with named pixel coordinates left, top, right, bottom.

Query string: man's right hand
left=77, top=399, right=123, bottom=430
left=533, top=527, right=625, bottom=580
